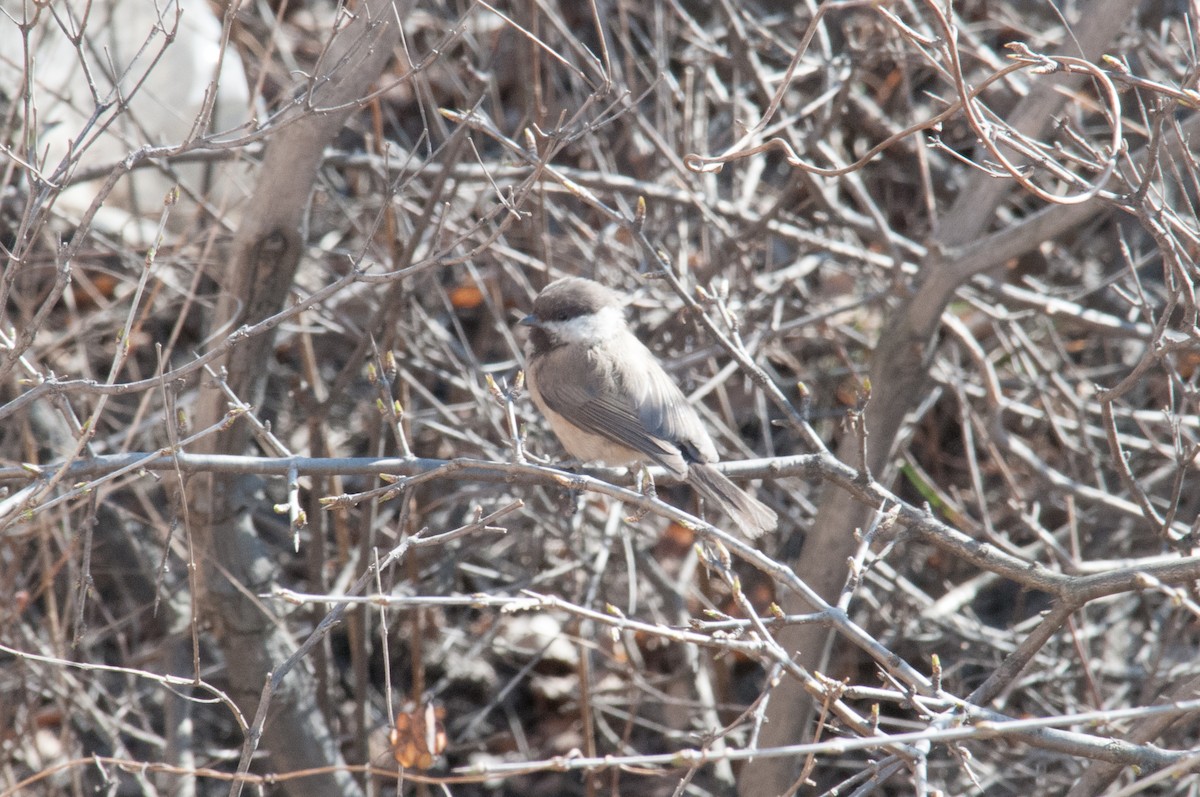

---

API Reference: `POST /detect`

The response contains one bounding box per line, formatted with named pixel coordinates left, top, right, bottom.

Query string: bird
left=519, top=276, right=777, bottom=537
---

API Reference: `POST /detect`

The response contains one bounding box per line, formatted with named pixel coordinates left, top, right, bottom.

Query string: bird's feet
left=625, top=464, right=658, bottom=523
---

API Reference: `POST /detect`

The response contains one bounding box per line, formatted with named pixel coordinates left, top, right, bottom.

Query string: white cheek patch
left=549, top=305, right=626, bottom=343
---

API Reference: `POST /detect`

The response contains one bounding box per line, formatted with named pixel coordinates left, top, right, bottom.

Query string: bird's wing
left=532, top=338, right=717, bottom=476
left=630, top=345, right=719, bottom=465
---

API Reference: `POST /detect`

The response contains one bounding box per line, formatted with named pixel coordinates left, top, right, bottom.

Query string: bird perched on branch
left=520, top=277, right=777, bottom=537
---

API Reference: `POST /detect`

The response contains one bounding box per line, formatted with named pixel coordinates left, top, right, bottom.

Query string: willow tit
left=520, top=277, right=777, bottom=537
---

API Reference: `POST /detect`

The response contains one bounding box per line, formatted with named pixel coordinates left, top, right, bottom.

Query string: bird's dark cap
left=524, top=277, right=624, bottom=326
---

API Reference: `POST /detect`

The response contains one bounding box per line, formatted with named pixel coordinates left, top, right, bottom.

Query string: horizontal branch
left=8, top=450, right=1200, bottom=605
left=0, top=451, right=795, bottom=485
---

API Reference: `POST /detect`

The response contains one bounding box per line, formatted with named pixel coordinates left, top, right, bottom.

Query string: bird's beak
left=519, top=313, right=540, bottom=327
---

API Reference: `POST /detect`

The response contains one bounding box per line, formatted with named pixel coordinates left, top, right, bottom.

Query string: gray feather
left=688, top=464, right=778, bottom=537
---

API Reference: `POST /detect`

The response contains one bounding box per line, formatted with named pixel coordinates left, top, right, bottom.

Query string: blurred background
left=1, top=1, right=1198, bottom=795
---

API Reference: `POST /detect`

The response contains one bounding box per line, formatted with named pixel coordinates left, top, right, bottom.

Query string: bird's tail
left=688, top=463, right=777, bottom=538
